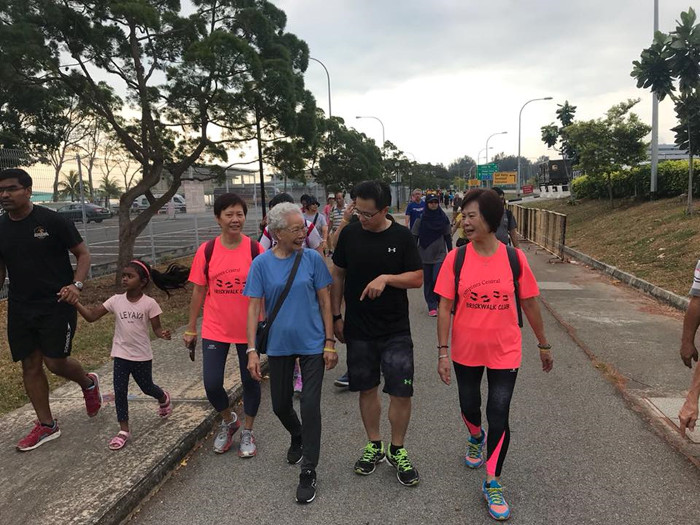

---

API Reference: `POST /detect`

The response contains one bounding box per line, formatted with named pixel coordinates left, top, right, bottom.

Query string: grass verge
left=522, top=197, right=700, bottom=296
left=0, top=256, right=195, bottom=416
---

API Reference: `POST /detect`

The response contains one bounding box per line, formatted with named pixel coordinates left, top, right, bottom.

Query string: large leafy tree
left=632, top=7, right=700, bottom=214
left=564, top=99, right=651, bottom=207
left=0, top=0, right=315, bottom=277
left=541, top=100, right=578, bottom=180
left=447, top=155, right=477, bottom=180
left=312, top=116, right=384, bottom=192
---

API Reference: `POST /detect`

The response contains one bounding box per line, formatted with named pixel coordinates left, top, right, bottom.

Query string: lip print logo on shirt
left=33, top=226, right=50, bottom=239
left=212, top=269, right=245, bottom=295
left=388, top=247, right=396, bottom=253
left=463, top=279, right=511, bottom=311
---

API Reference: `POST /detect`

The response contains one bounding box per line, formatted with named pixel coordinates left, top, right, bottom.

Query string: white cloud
left=278, top=0, right=693, bottom=165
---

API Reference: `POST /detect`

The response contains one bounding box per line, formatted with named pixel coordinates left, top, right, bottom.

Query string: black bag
left=255, top=250, right=303, bottom=354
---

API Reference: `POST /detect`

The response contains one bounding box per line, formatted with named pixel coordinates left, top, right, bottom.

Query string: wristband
left=325, top=338, right=336, bottom=343
left=437, top=345, right=448, bottom=349
left=537, top=343, right=552, bottom=350
left=323, top=347, right=337, bottom=353
left=332, top=314, right=342, bottom=322
left=246, top=348, right=257, bottom=354
left=438, top=354, right=450, bottom=359
left=184, top=331, right=198, bottom=336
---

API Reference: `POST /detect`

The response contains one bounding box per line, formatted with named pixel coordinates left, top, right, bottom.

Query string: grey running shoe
left=238, top=429, right=257, bottom=458
left=334, top=372, right=349, bottom=388
left=213, top=416, right=240, bottom=454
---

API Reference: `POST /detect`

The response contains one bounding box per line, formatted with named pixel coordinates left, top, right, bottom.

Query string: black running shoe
left=287, top=439, right=303, bottom=464
left=387, top=446, right=420, bottom=486
left=354, top=441, right=386, bottom=475
left=296, top=469, right=317, bottom=504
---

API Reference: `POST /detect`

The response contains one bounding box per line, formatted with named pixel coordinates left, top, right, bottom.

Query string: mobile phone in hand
left=187, top=339, right=196, bottom=362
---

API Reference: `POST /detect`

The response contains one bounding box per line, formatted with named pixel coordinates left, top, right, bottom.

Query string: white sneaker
left=213, top=414, right=240, bottom=454
left=238, top=429, right=257, bottom=458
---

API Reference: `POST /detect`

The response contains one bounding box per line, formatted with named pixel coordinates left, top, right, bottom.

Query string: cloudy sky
left=273, top=0, right=692, bottom=166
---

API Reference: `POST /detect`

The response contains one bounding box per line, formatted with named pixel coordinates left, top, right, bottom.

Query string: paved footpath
left=131, top=242, right=700, bottom=525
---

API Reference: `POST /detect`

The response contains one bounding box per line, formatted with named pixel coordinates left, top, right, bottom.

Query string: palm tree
left=98, top=174, right=122, bottom=208
left=57, top=170, right=81, bottom=202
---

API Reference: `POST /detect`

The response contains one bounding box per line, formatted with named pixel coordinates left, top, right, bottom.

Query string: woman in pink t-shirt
left=434, top=189, right=553, bottom=521
left=183, top=193, right=263, bottom=458
left=75, top=259, right=189, bottom=450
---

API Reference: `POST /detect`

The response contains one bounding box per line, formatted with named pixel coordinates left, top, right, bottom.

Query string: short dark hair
left=268, top=192, right=294, bottom=210
left=461, top=189, right=504, bottom=233
left=353, top=180, right=392, bottom=210
left=214, top=192, right=247, bottom=217
left=0, top=168, right=32, bottom=187
left=492, top=187, right=505, bottom=196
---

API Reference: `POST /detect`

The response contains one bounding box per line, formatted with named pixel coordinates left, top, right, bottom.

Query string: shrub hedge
left=571, top=159, right=700, bottom=199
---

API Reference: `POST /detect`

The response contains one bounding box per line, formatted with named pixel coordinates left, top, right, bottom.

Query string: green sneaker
left=387, top=446, right=420, bottom=486
left=354, top=441, right=386, bottom=475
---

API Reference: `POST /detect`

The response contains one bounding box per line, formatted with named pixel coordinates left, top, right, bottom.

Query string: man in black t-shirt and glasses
left=0, top=169, right=102, bottom=451
left=331, top=180, right=423, bottom=487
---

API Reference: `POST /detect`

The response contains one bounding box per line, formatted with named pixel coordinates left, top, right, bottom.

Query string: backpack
left=203, top=237, right=260, bottom=283
left=452, top=244, right=523, bottom=327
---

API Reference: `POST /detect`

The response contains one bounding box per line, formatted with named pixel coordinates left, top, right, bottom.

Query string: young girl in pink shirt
left=75, top=259, right=188, bottom=450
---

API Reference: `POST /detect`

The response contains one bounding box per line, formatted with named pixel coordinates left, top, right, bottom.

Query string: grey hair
left=267, top=202, right=303, bottom=236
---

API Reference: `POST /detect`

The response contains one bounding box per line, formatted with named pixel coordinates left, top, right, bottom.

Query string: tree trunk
left=52, top=165, right=61, bottom=202
left=607, top=173, right=614, bottom=208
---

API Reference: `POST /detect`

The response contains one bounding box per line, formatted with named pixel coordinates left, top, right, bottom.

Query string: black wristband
left=332, top=314, right=342, bottom=322
left=537, top=343, right=552, bottom=350
left=437, top=345, right=448, bottom=349
left=325, top=338, right=336, bottom=343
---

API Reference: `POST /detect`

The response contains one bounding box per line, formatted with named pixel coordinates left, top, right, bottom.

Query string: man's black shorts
left=7, top=301, right=78, bottom=362
left=346, top=332, right=414, bottom=397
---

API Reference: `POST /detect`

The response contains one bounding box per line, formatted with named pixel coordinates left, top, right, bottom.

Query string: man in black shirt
left=0, top=169, right=102, bottom=451
left=331, top=180, right=423, bottom=487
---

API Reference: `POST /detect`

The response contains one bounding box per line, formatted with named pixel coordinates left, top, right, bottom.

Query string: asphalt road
left=74, top=210, right=263, bottom=267
left=130, top=284, right=700, bottom=524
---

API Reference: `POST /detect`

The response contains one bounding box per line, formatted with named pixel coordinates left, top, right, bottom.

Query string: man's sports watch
left=72, top=281, right=84, bottom=291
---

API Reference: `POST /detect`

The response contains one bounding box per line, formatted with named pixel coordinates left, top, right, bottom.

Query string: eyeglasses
left=0, top=185, right=26, bottom=194
left=354, top=208, right=382, bottom=220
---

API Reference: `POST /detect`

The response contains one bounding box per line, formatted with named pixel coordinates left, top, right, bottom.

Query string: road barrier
left=509, top=204, right=567, bottom=259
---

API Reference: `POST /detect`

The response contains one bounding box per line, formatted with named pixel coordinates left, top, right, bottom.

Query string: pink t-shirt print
left=434, top=243, right=539, bottom=369
left=189, top=235, right=263, bottom=344
left=103, top=293, right=163, bottom=361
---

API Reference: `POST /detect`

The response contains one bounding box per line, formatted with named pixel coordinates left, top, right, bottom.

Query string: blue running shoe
left=482, top=479, right=510, bottom=521
left=465, top=429, right=486, bottom=468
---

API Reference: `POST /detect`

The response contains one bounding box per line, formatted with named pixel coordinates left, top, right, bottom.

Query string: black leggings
left=202, top=340, right=261, bottom=418
left=453, top=363, right=518, bottom=477
left=113, top=357, right=165, bottom=422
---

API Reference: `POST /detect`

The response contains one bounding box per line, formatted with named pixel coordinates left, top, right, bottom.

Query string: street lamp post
left=485, top=131, right=507, bottom=164
left=355, top=115, right=386, bottom=150
left=477, top=147, right=493, bottom=165
left=308, top=57, right=332, bottom=119
left=517, top=97, right=553, bottom=196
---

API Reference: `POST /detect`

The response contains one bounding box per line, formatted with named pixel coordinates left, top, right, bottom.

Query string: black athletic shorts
left=346, top=332, right=414, bottom=397
left=7, top=301, right=78, bottom=362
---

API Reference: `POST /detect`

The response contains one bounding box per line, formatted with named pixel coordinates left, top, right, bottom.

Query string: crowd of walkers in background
left=3, top=165, right=699, bottom=521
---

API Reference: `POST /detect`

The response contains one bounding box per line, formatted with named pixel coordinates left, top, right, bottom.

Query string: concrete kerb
left=103, top=359, right=269, bottom=525
left=562, top=245, right=690, bottom=312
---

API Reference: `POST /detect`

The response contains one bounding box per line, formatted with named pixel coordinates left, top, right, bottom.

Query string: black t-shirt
left=333, top=220, right=422, bottom=340
left=0, top=205, right=83, bottom=304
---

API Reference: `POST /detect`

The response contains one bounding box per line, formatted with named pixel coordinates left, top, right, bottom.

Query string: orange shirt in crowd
left=189, top=235, right=263, bottom=344
left=434, top=243, right=539, bottom=369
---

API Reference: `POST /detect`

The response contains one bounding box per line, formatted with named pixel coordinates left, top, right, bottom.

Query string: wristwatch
left=332, top=314, right=342, bottom=322
left=72, top=281, right=84, bottom=291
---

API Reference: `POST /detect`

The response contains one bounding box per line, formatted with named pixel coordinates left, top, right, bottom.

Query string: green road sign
left=477, top=162, right=498, bottom=180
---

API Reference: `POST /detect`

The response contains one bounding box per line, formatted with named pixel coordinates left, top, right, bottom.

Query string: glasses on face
left=355, top=208, right=382, bottom=220
left=0, top=185, right=26, bottom=195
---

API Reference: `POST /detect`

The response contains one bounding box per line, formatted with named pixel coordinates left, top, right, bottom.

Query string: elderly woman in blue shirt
left=244, top=202, right=337, bottom=505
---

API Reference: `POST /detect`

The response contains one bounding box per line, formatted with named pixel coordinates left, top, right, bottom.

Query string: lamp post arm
left=309, top=57, right=332, bottom=119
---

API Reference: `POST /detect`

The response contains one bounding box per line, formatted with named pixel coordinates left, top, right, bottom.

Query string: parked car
left=132, top=194, right=186, bottom=214
left=56, top=203, right=113, bottom=223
